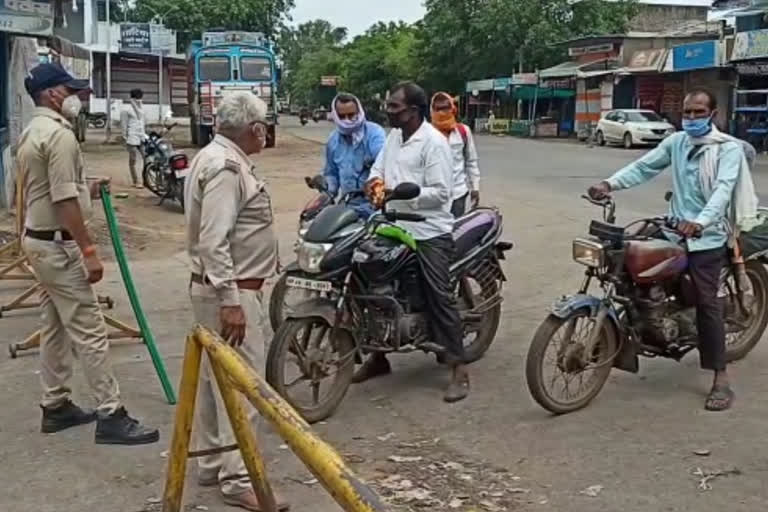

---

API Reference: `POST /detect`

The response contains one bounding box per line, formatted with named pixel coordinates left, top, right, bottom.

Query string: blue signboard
left=673, top=41, right=718, bottom=71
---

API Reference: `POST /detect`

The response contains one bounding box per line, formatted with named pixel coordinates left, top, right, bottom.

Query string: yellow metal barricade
left=163, top=326, right=390, bottom=512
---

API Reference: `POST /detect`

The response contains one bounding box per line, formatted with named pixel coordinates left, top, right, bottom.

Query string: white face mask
left=61, top=94, right=82, bottom=119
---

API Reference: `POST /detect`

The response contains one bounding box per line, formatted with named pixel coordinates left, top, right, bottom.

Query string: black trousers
left=451, top=194, right=467, bottom=218
left=688, top=246, right=727, bottom=371
left=418, top=235, right=465, bottom=363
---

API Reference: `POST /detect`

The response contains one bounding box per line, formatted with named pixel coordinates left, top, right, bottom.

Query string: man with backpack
left=430, top=92, right=480, bottom=217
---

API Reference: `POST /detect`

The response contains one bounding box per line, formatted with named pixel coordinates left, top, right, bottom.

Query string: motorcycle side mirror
left=664, top=191, right=673, bottom=202
left=307, top=174, right=327, bottom=191
left=389, top=182, right=421, bottom=201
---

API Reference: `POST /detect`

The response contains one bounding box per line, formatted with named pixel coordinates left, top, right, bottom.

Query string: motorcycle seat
left=453, top=208, right=499, bottom=259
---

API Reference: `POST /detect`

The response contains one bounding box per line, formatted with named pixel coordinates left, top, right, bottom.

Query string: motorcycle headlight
left=572, top=238, right=605, bottom=268
left=297, top=241, right=332, bottom=273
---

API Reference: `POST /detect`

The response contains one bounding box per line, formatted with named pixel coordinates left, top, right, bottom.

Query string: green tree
left=417, top=0, right=638, bottom=92
left=277, top=20, right=348, bottom=99
left=341, top=22, right=420, bottom=101
left=129, top=0, right=295, bottom=49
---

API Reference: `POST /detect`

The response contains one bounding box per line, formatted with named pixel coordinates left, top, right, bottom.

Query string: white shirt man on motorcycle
left=362, top=82, right=470, bottom=403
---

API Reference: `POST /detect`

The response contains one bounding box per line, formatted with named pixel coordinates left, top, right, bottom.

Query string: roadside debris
left=580, top=484, right=604, bottom=497
left=692, top=467, right=742, bottom=491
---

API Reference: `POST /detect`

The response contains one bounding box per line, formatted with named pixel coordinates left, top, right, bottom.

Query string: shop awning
left=539, top=58, right=619, bottom=79
left=513, top=86, right=575, bottom=100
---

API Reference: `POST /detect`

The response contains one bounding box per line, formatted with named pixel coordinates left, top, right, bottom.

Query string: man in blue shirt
left=589, top=90, right=744, bottom=411
left=323, top=93, right=386, bottom=218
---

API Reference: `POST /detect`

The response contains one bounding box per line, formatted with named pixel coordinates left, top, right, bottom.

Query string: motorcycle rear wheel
left=142, top=162, right=168, bottom=197
left=725, top=260, right=768, bottom=362
left=266, top=317, right=356, bottom=423
left=526, top=308, right=618, bottom=414
left=460, top=276, right=502, bottom=363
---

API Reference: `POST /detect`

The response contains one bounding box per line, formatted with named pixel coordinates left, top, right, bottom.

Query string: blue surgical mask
left=682, top=116, right=712, bottom=138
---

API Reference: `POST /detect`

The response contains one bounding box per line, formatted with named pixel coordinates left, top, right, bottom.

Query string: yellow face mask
left=432, top=110, right=457, bottom=134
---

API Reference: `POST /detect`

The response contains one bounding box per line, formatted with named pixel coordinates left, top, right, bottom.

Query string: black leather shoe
left=95, top=407, right=159, bottom=445
left=41, top=400, right=97, bottom=433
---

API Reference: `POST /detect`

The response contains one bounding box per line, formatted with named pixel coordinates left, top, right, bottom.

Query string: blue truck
left=187, top=31, right=279, bottom=147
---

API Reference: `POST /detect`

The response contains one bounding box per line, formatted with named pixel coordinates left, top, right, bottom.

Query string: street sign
left=120, top=23, right=173, bottom=54
left=320, top=76, right=339, bottom=86
left=120, top=23, right=151, bottom=52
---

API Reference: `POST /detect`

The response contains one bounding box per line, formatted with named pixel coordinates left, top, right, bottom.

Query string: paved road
left=2, top=119, right=766, bottom=512
left=282, top=116, right=768, bottom=511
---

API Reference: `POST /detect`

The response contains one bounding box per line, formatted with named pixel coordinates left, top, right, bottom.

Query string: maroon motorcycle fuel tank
left=625, top=239, right=688, bottom=285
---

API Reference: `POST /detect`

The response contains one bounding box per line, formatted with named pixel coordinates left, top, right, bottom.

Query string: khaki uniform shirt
left=185, top=135, right=277, bottom=306
left=17, top=107, right=91, bottom=231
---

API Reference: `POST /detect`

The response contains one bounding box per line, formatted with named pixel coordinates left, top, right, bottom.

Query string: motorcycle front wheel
left=268, top=272, right=326, bottom=332
left=266, top=317, right=356, bottom=423
left=525, top=308, right=618, bottom=415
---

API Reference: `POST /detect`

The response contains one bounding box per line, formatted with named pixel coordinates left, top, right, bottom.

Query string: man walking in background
left=323, top=92, right=386, bottom=218
left=185, top=91, right=289, bottom=511
left=121, top=88, right=146, bottom=188
left=431, top=92, right=480, bottom=216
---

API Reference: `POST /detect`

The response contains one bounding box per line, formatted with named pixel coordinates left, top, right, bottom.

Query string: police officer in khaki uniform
left=185, top=92, right=289, bottom=511
left=18, top=63, right=158, bottom=445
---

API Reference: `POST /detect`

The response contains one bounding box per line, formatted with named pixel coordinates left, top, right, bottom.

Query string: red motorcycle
left=525, top=195, right=768, bottom=414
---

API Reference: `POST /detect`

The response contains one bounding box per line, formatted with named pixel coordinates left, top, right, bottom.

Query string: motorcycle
left=300, top=115, right=309, bottom=126
left=142, top=122, right=189, bottom=210
left=525, top=194, right=768, bottom=415
left=266, top=183, right=512, bottom=422
left=268, top=175, right=365, bottom=331
left=87, top=112, right=107, bottom=129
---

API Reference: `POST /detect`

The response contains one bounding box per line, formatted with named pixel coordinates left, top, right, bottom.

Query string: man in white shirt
left=120, top=88, right=146, bottom=188
left=430, top=92, right=480, bottom=216
left=360, top=82, right=469, bottom=403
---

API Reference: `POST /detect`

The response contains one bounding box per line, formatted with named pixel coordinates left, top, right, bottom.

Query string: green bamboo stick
left=100, top=186, right=177, bottom=405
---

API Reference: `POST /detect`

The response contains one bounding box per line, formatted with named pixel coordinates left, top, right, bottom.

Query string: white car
left=596, top=109, right=676, bottom=149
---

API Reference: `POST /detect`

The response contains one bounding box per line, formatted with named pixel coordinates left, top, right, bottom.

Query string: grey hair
left=217, top=92, right=268, bottom=132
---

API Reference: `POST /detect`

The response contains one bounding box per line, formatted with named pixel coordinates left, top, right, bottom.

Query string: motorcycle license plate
left=286, top=276, right=332, bottom=292
left=174, top=168, right=190, bottom=179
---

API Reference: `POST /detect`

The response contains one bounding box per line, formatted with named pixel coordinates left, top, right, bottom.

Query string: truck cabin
left=193, top=45, right=277, bottom=125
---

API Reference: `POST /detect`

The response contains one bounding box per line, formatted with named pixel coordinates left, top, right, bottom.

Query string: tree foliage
left=128, top=0, right=295, bottom=49
left=285, top=1, right=637, bottom=105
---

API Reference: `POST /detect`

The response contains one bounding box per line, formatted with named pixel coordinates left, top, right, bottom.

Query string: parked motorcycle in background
left=142, top=117, right=189, bottom=210
left=525, top=194, right=768, bottom=415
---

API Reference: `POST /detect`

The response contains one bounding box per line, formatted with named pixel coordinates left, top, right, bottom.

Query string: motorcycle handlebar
left=385, top=211, right=426, bottom=222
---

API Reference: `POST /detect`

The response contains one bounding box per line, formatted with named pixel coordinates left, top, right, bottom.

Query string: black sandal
left=705, top=385, right=734, bottom=412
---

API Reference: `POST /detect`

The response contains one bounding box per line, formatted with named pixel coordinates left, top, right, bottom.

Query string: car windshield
left=626, top=111, right=663, bottom=122
left=240, top=57, right=272, bottom=80
left=199, top=57, right=231, bottom=81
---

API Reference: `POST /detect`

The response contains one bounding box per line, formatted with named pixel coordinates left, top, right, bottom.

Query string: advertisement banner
left=673, top=41, right=718, bottom=71
left=0, top=0, right=53, bottom=36
left=732, top=29, right=768, bottom=61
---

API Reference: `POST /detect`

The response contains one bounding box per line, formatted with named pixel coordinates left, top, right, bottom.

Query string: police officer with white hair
left=185, top=92, right=289, bottom=511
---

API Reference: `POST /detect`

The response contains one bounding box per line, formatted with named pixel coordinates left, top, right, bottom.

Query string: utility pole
left=105, top=0, right=112, bottom=141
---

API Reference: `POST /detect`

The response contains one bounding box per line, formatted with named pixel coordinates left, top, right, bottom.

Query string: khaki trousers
left=189, top=282, right=268, bottom=496
left=23, top=237, right=120, bottom=415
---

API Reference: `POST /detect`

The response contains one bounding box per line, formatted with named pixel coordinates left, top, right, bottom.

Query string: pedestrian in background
left=121, top=88, right=146, bottom=188
left=431, top=92, right=480, bottom=216
left=18, top=63, right=158, bottom=444
left=184, top=91, right=289, bottom=511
